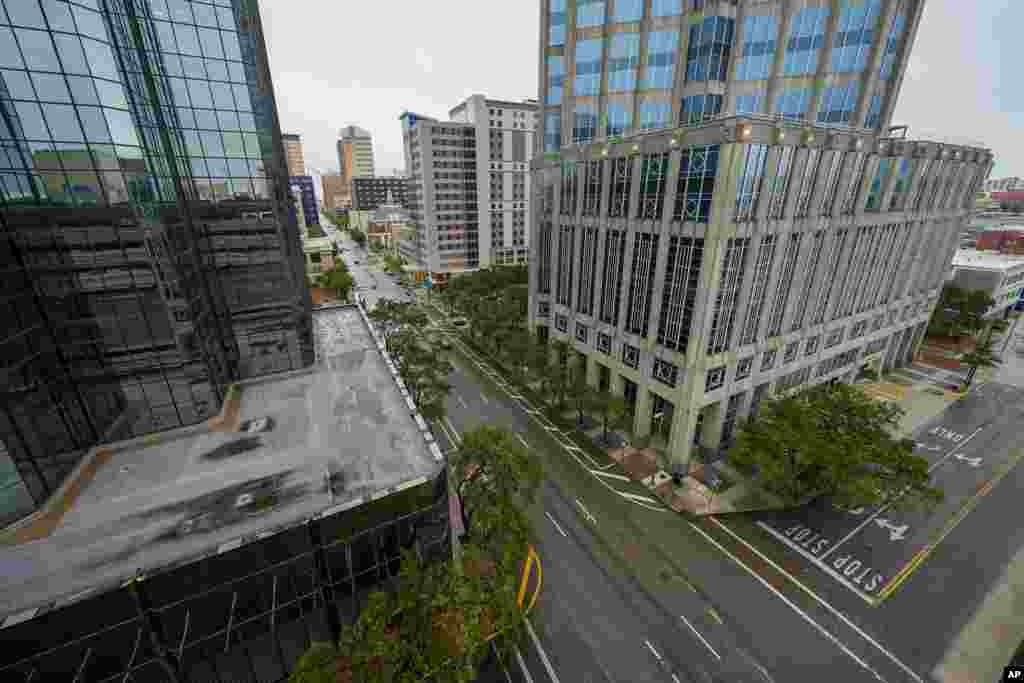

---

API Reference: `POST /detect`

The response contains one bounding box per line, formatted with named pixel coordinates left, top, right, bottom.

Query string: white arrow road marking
left=680, top=614, right=721, bottom=660
left=455, top=393, right=468, bottom=409
left=874, top=518, right=909, bottom=541
left=952, top=453, right=982, bottom=467
left=545, top=511, right=568, bottom=538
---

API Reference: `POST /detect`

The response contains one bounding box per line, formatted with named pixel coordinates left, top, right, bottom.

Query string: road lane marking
left=545, top=511, right=568, bottom=538
left=619, top=492, right=659, bottom=504
left=709, top=518, right=923, bottom=683
left=574, top=498, right=597, bottom=525
left=643, top=639, right=663, bottom=661
left=516, top=434, right=531, bottom=450
left=525, top=619, right=561, bottom=683
left=680, top=615, right=721, bottom=660
left=591, top=470, right=631, bottom=482
left=689, top=521, right=889, bottom=682
left=443, top=417, right=462, bottom=445
left=479, top=392, right=490, bottom=405
left=455, top=393, right=468, bottom=409
left=513, top=646, right=536, bottom=683
left=819, top=425, right=985, bottom=562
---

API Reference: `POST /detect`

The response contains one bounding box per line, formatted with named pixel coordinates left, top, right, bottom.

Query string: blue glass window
left=552, top=0, right=569, bottom=46
left=831, top=0, right=882, bottom=74
left=735, top=15, right=777, bottom=81
left=674, top=145, right=720, bottom=223
left=644, top=31, right=679, bottom=90
left=2, top=70, right=35, bottom=100
left=608, top=33, right=641, bottom=93
left=16, top=28, right=61, bottom=71
left=573, top=104, right=598, bottom=144
left=879, top=13, right=906, bottom=80
left=686, top=16, right=735, bottom=82
left=639, top=100, right=671, bottom=130
left=776, top=88, right=812, bottom=120
left=577, top=0, right=607, bottom=28
left=864, top=158, right=892, bottom=211
left=614, top=0, right=643, bottom=22
left=818, top=80, right=859, bottom=125
left=865, top=93, right=882, bottom=129
left=606, top=102, right=632, bottom=137
left=651, top=0, right=683, bottom=17
left=735, top=92, right=766, bottom=115
left=784, top=6, right=829, bottom=76
left=735, top=143, right=770, bottom=222
left=888, top=158, right=913, bottom=210
left=680, top=94, right=723, bottom=125
left=574, top=39, right=603, bottom=97
left=547, top=56, right=565, bottom=106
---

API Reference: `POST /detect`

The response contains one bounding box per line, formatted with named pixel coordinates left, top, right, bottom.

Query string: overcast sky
left=260, top=0, right=1019, bottom=179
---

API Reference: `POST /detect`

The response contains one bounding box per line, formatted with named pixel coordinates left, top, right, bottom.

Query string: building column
left=765, top=1, right=798, bottom=118
left=632, top=384, right=652, bottom=439
left=667, top=401, right=698, bottom=472
left=698, top=400, right=725, bottom=452
left=807, top=0, right=843, bottom=122
left=643, top=219, right=675, bottom=343
left=852, top=0, right=901, bottom=128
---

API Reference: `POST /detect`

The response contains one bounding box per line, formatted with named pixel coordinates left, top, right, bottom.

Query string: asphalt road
left=322, top=220, right=415, bottom=309
left=754, top=381, right=1024, bottom=604
left=425, top=314, right=905, bottom=682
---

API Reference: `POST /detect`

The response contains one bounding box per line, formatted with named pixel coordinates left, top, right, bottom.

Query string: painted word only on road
left=928, top=426, right=966, bottom=443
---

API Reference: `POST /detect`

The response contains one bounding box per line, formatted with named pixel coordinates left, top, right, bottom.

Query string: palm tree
left=961, top=338, right=1001, bottom=390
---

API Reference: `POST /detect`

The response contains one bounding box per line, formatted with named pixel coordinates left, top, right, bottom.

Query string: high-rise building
left=0, top=0, right=314, bottom=524
left=282, top=132, right=305, bottom=176
left=451, top=95, right=537, bottom=267
left=338, top=124, right=375, bottom=182
left=399, top=96, right=536, bottom=282
left=529, top=0, right=993, bottom=469
left=321, top=172, right=349, bottom=211
left=984, top=177, right=1024, bottom=193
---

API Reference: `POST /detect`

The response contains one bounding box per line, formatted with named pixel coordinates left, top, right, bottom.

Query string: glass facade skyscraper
left=0, top=0, right=313, bottom=524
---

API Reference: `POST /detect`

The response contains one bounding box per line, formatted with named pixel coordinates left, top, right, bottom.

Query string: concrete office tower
left=338, top=125, right=376, bottom=182
left=0, top=0, right=313, bottom=523
left=450, top=95, right=538, bottom=267
left=529, top=0, right=993, bottom=470
left=282, top=132, right=306, bottom=176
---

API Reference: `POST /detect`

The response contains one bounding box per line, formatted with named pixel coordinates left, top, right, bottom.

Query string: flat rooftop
left=0, top=305, right=442, bottom=624
left=953, top=249, right=1024, bottom=272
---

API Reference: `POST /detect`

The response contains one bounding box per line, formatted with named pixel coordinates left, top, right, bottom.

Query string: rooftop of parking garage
left=0, top=304, right=443, bottom=626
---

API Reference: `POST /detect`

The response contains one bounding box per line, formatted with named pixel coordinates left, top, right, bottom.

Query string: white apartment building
left=399, top=96, right=537, bottom=282
left=951, top=250, right=1024, bottom=318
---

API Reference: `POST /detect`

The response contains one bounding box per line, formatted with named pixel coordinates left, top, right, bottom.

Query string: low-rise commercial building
left=951, top=250, right=1024, bottom=317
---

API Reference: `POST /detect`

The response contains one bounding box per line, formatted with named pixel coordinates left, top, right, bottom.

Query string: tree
left=961, top=337, right=1002, bottom=389
left=316, top=263, right=354, bottom=301
left=929, top=285, right=995, bottom=338
left=729, top=383, right=942, bottom=510
left=542, top=340, right=571, bottom=412
left=566, top=362, right=598, bottom=428
left=449, top=425, right=543, bottom=545
left=500, top=328, right=533, bottom=383
left=593, top=388, right=633, bottom=447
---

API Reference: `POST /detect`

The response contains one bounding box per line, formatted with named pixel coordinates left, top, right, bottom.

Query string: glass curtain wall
left=0, top=0, right=312, bottom=524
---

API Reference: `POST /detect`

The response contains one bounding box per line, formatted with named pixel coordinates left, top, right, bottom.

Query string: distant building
left=302, top=235, right=336, bottom=284
left=321, top=174, right=349, bottom=212
left=289, top=175, right=320, bottom=230
left=338, top=125, right=376, bottom=183
left=951, top=250, right=1024, bottom=317
left=282, top=133, right=306, bottom=176
left=352, top=176, right=409, bottom=210
left=984, top=177, right=1024, bottom=193
left=975, top=227, right=1024, bottom=255
left=990, top=191, right=1024, bottom=212
left=367, top=191, right=412, bottom=253
left=399, top=95, right=536, bottom=283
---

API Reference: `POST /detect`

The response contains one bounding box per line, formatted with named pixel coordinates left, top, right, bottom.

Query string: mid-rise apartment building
left=282, top=132, right=306, bottom=176
left=399, top=96, right=536, bottom=281
left=529, top=0, right=993, bottom=470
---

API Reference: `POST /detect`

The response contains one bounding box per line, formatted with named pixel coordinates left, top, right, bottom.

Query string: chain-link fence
left=1, top=473, right=449, bottom=683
